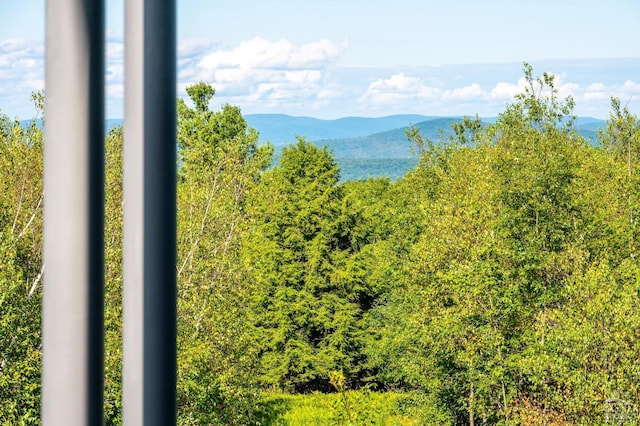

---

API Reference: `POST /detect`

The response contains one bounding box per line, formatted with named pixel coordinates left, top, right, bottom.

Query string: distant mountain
left=256, top=114, right=606, bottom=180
left=315, top=117, right=465, bottom=160
left=244, top=114, right=434, bottom=145
left=576, top=116, right=606, bottom=127
left=20, top=118, right=124, bottom=133
left=261, top=116, right=469, bottom=181
left=574, top=117, right=604, bottom=142
left=18, top=114, right=606, bottom=181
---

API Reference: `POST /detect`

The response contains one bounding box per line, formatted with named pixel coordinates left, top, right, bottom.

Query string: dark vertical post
left=123, top=0, right=177, bottom=424
left=42, top=0, right=104, bottom=424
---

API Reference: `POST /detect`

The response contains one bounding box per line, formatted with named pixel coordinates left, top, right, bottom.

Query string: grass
left=261, top=390, right=420, bottom=425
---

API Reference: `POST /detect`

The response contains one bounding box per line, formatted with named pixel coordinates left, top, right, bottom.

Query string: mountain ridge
left=244, top=113, right=436, bottom=144
left=21, top=114, right=606, bottom=181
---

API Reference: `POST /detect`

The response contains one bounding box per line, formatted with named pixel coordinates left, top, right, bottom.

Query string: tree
left=367, top=64, right=596, bottom=423
left=175, top=82, right=273, bottom=424
left=0, top=99, right=44, bottom=424
left=599, top=97, right=640, bottom=175
left=244, top=138, right=372, bottom=392
left=597, top=97, right=640, bottom=258
left=103, top=126, right=124, bottom=424
left=520, top=259, right=640, bottom=423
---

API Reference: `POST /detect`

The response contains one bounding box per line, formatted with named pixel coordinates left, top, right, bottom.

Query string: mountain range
left=244, top=114, right=604, bottom=181
left=23, top=114, right=606, bottom=181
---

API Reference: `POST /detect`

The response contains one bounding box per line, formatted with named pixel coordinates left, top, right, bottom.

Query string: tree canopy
left=1, top=68, right=640, bottom=424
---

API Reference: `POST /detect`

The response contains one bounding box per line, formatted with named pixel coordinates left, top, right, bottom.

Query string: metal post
left=123, top=0, right=177, bottom=424
left=42, top=0, right=104, bottom=425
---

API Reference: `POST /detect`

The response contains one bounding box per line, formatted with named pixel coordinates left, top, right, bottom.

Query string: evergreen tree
left=244, top=138, right=370, bottom=392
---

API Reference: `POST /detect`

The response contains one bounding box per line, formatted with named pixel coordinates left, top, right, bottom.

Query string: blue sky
left=1, top=0, right=639, bottom=119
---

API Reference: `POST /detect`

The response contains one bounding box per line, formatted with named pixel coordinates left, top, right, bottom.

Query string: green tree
left=521, top=259, right=640, bottom=423
left=102, top=126, right=124, bottom=424
left=244, top=138, right=372, bottom=392
left=380, top=141, right=509, bottom=424
left=0, top=100, right=44, bottom=424
left=367, top=64, right=597, bottom=424
left=514, top=99, right=640, bottom=423
left=596, top=97, right=640, bottom=258
left=176, top=82, right=273, bottom=424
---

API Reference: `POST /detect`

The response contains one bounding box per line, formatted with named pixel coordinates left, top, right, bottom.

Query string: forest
left=1, top=64, right=639, bottom=425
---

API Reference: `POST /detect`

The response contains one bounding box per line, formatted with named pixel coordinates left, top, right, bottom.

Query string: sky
left=1, top=0, right=639, bottom=120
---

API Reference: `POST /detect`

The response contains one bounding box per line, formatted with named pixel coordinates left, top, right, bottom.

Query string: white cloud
left=177, top=36, right=349, bottom=113
left=198, top=37, right=344, bottom=72
left=317, top=86, right=345, bottom=100
left=543, top=76, right=640, bottom=111
left=361, top=73, right=502, bottom=109
left=359, top=73, right=442, bottom=106
left=369, top=73, right=419, bottom=91
left=357, top=70, right=640, bottom=118
left=443, top=83, right=486, bottom=101
left=177, top=39, right=217, bottom=77
left=284, top=70, right=322, bottom=84
left=582, top=82, right=609, bottom=102
left=622, top=80, right=640, bottom=94
left=0, top=36, right=638, bottom=121
left=0, top=39, right=44, bottom=117
left=106, top=38, right=123, bottom=60
left=490, top=77, right=528, bottom=99
left=104, top=36, right=125, bottom=116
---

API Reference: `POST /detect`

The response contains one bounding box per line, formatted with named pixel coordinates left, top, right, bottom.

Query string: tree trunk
left=469, top=382, right=475, bottom=426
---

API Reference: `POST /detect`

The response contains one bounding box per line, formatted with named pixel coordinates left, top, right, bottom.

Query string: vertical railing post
left=42, top=0, right=105, bottom=425
left=123, top=0, right=177, bottom=424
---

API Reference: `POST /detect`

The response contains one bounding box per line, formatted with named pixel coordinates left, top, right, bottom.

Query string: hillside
left=316, top=117, right=465, bottom=159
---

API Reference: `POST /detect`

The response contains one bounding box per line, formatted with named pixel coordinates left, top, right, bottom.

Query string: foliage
left=2, top=65, right=640, bottom=424
left=103, top=126, right=124, bottom=425
left=243, top=138, right=369, bottom=392
left=367, top=64, right=640, bottom=424
left=0, top=100, right=43, bottom=424
left=175, top=82, right=273, bottom=424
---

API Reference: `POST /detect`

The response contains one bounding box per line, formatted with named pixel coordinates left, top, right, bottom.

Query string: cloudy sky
left=1, top=0, right=639, bottom=120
